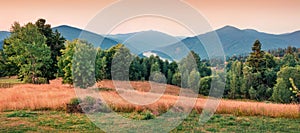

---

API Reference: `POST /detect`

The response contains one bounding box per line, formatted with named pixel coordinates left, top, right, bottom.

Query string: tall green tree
left=150, top=62, right=161, bottom=73
left=58, top=40, right=77, bottom=85
left=243, top=40, right=269, bottom=100
left=95, top=48, right=108, bottom=81
left=0, top=50, right=19, bottom=77
left=188, top=69, right=200, bottom=92
left=272, top=78, right=291, bottom=103
left=179, top=51, right=211, bottom=77
left=103, top=44, right=124, bottom=79
left=272, top=66, right=300, bottom=103
left=228, top=61, right=243, bottom=99
left=3, top=22, right=52, bottom=83
left=72, top=40, right=96, bottom=88
left=58, top=39, right=96, bottom=88
left=281, top=53, right=298, bottom=67
left=199, top=76, right=212, bottom=96
left=247, top=40, right=266, bottom=73
left=167, top=69, right=173, bottom=84
left=35, top=19, right=65, bottom=79
left=111, top=45, right=133, bottom=81
left=172, top=71, right=181, bottom=87
left=129, top=57, right=142, bottom=81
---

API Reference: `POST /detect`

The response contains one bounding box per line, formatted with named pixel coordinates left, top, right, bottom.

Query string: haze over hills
left=151, top=25, right=300, bottom=60
left=107, top=30, right=183, bottom=54
left=52, top=25, right=119, bottom=49
left=1, top=25, right=300, bottom=61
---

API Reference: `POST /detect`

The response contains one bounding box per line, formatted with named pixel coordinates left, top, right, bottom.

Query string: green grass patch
left=0, top=110, right=300, bottom=132
left=6, top=111, right=37, bottom=118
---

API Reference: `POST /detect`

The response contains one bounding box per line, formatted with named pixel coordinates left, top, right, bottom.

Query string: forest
left=0, top=19, right=300, bottom=104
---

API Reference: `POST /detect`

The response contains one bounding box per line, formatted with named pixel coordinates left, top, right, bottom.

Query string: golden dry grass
left=0, top=79, right=299, bottom=118
left=0, top=79, right=76, bottom=111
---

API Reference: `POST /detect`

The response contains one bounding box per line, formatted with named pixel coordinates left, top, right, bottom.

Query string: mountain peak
left=53, top=25, right=82, bottom=30
left=218, top=25, right=241, bottom=31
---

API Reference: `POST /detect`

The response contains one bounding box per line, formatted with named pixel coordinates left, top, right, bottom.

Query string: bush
left=23, top=77, right=48, bottom=84
left=199, top=76, right=212, bottom=95
left=83, top=96, right=96, bottom=105
left=128, top=110, right=155, bottom=120
left=141, top=110, right=155, bottom=120
left=69, top=98, right=82, bottom=105
left=67, top=96, right=111, bottom=114
left=66, top=97, right=83, bottom=113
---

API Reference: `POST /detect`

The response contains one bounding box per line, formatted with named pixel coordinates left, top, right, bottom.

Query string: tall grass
left=0, top=79, right=75, bottom=111
left=0, top=79, right=299, bottom=118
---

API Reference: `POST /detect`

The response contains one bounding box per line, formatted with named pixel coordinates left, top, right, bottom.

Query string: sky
left=1, top=0, right=300, bottom=36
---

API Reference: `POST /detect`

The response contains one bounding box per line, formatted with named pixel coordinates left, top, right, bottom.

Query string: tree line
left=225, top=41, right=300, bottom=103
left=0, top=19, right=299, bottom=104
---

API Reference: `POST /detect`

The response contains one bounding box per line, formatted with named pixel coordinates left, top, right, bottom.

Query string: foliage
left=69, top=97, right=82, bottom=105
left=3, top=22, right=52, bottom=83
left=228, top=61, right=243, bottom=99
left=35, top=19, right=66, bottom=80
left=289, top=78, right=300, bottom=103
left=58, top=39, right=96, bottom=88
left=272, top=78, right=291, bottom=103
left=272, top=66, right=300, bottom=103
left=188, top=69, right=200, bottom=92
left=110, top=44, right=133, bottom=81
left=72, top=40, right=96, bottom=88
left=172, top=71, right=181, bottom=87
left=199, top=76, right=212, bottom=96
left=58, top=40, right=77, bottom=84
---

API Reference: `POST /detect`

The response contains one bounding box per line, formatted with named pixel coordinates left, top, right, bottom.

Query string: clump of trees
left=225, top=40, right=300, bottom=103
left=57, top=40, right=211, bottom=89
left=1, top=19, right=65, bottom=83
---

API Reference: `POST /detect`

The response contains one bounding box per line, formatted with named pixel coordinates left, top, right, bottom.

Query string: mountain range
left=52, top=25, right=118, bottom=49
left=1, top=25, right=300, bottom=60
left=106, top=30, right=182, bottom=54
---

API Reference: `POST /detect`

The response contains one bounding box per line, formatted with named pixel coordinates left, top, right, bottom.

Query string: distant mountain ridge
left=1, top=25, right=300, bottom=60
left=153, top=25, right=300, bottom=60
left=106, top=30, right=183, bottom=54
left=52, top=25, right=119, bottom=49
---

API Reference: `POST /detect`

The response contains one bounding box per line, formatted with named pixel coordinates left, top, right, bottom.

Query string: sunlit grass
left=0, top=79, right=299, bottom=118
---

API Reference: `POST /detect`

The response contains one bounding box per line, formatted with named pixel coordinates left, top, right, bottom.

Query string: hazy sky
left=1, top=0, right=300, bottom=36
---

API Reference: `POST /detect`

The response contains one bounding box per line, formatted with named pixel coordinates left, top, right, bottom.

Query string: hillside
left=52, top=25, right=119, bottom=49
left=107, top=30, right=182, bottom=54
left=2, top=25, right=300, bottom=58
left=155, top=26, right=300, bottom=59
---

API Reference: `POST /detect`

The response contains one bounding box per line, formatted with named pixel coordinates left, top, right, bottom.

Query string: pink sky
left=1, top=0, right=300, bottom=36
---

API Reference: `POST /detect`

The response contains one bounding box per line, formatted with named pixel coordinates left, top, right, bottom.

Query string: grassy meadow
left=1, top=110, right=300, bottom=132
left=0, top=78, right=299, bottom=132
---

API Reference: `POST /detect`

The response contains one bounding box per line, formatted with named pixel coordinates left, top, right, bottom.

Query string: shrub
left=141, top=110, right=155, bottom=120
left=83, top=96, right=96, bottom=105
left=23, top=77, right=48, bottom=84
left=66, top=97, right=83, bottom=113
left=67, top=96, right=111, bottom=114
left=69, top=97, right=82, bottom=105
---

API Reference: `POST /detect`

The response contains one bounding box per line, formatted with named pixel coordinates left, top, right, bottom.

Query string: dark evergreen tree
left=35, top=19, right=66, bottom=80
